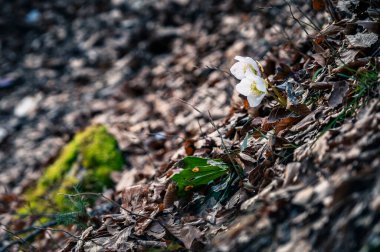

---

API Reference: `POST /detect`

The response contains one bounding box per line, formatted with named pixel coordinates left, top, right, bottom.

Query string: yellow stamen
left=243, top=64, right=258, bottom=75
left=250, top=80, right=264, bottom=96
left=192, top=167, right=200, bottom=173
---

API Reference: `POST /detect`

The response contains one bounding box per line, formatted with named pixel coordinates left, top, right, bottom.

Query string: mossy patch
left=19, top=125, right=124, bottom=215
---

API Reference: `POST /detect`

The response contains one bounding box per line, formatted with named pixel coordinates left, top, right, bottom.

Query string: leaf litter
left=1, top=0, right=380, bottom=251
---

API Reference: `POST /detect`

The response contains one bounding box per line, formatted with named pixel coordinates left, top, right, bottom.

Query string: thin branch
left=324, top=0, right=340, bottom=22
left=290, top=0, right=321, bottom=31
left=0, top=226, right=36, bottom=252
left=286, top=1, right=310, bottom=36
left=207, top=110, right=244, bottom=179
left=63, top=192, right=166, bottom=229
left=176, top=98, right=244, bottom=180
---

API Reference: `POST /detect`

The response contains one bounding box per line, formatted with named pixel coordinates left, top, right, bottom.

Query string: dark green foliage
left=171, top=156, right=229, bottom=193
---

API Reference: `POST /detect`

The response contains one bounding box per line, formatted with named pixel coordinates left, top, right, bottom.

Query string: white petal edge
left=234, top=56, right=261, bottom=77
left=230, top=61, right=246, bottom=80
left=247, top=93, right=266, bottom=107
left=252, top=75, right=267, bottom=93
left=236, top=78, right=252, bottom=96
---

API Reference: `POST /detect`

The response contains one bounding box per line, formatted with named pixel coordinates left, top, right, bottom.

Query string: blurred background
left=0, top=1, right=321, bottom=250
left=0, top=0, right=318, bottom=194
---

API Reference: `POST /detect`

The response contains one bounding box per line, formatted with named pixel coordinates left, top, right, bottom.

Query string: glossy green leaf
left=172, top=156, right=229, bottom=192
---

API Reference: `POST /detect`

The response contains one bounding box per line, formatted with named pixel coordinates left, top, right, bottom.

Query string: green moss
left=19, top=125, right=124, bottom=215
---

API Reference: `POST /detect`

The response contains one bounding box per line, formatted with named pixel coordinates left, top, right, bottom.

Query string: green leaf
left=172, top=156, right=229, bottom=193
left=312, top=67, right=324, bottom=81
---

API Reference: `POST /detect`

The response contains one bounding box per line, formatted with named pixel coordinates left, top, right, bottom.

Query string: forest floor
left=1, top=0, right=380, bottom=251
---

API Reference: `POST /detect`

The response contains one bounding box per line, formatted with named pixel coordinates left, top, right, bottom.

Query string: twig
left=290, top=0, right=321, bottom=31
left=64, top=193, right=148, bottom=220
left=286, top=1, right=310, bottom=36
left=176, top=98, right=244, bottom=179
left=1, top=201, right=118, bottom=251
left=63, top=192, right=166, bottom=229
left=207, top=110, right=244, bottom=179
left=0, top=226, right=36, bottom=252
left=3, top=220, right=57, bottom=238
left=324, top=0, right=340, bottom=22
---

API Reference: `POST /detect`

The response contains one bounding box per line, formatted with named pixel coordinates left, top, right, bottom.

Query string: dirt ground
left=1, top=0, right=380, bottom=251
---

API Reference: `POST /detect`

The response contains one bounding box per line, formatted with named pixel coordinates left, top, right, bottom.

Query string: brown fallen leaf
left=356, top=20, right=380, bottom=34
left=289, top=107, right=324, bottom=132
left=184, top=139, right=196, bottom=156
left=287, top=104, right=311, bottom=116
left=225, top=188, right=249, bottom=209
left=333, top=57, right=369, bottom=73
left=238, top=152, right=256, bottom=163
left=147, top=222, right=166, bottom=239
left=268, top=107, right=292, bottom=123
left=165, top=222, right=202, bottom=249
left=337, top=49, right=361, bottom=65
left=135, top=208, right=160, bottom=236
left=320, top=24, right=344, bottom=36
left=346, top=32, right=378, bottom=48
left=163, top=183, right=177, bottom=209
left=312, top=52, right=328, bottom=67
left=312, top=0, right=325, bottom=11
left=273, top=63, right=292, bottom=81
left=261, top=117, right=276, bottom=132
left=328, top=81, right=349, bottom=108
left=275, top=117, right=301, bottom=134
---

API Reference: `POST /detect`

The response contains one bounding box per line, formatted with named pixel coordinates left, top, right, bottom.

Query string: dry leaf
left=268, top=107, right=292, bottom=123
left=184, top=139, right=196, bottom=156
left=356, top=20, right=380, bottom=34
left=346, top=32, right=378, bottom=48
left=225, top=188, right=249, bottom=209
left=261, top=117, right=275, bottom=132
left=312, top=0, right=326, bottom=11
left=273, top=63, right=292, bottom=81
left=135, top=208, right=160, bottom=235
left=328, top=81, right=349, bottom=108
left=287, top=104, right=311, bottom=116
left=165, top=223, right=202, bottom=249
left=275, top=117, right=301, bottom=133
left=238, top=152, right=256, bottom=163
left=147, top=222, right=166, bottom=239
left=163, top=183, right=177, bottom=209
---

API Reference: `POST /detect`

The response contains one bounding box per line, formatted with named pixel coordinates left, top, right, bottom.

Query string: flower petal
left=246, top=95, right=256, bottom=107
left=252, top=75, right=267, bottom=93
left=234, top=56, right=261, bottom=76
left=247, top=93, right=266, bottom=107
left=230, top=61, right=246, bottom=80
left=236, top=78, right=252, bottom=96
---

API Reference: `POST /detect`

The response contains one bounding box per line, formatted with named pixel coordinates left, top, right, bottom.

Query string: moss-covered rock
left=19, top=125, right=124, bottom=214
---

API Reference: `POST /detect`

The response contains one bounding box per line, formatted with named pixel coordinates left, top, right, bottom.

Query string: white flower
left=236, top=74, right=268, bottom=107
left=230, top=56, right=263, bottom=79
left=230, top=56, right=267, bottom=107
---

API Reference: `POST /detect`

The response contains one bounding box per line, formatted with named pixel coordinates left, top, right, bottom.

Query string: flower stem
left=266, top=81, right=287, bottom=107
